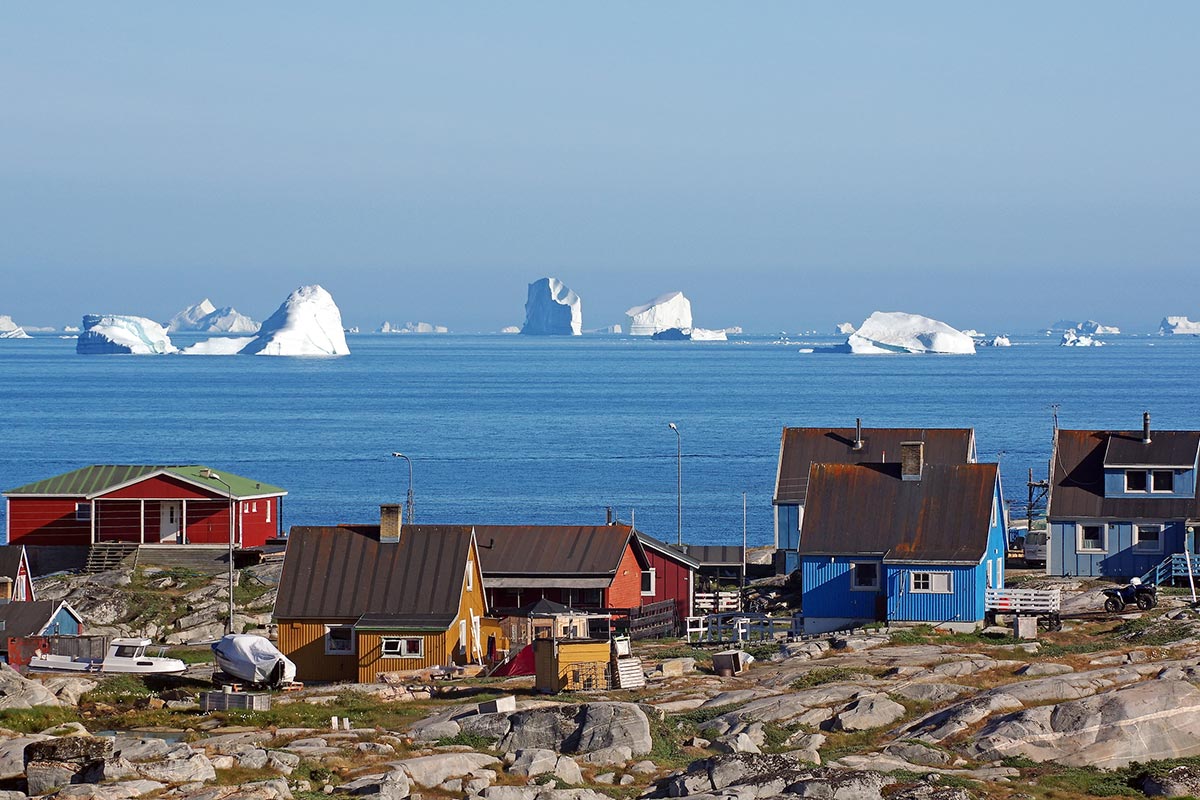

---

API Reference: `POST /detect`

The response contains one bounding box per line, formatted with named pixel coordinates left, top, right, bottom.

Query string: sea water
left=2, top=333, right=1198, bottom=547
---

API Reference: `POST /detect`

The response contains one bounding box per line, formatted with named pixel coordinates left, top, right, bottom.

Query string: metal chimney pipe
left=605, top=506, right=613, bottom=525
left=853, top=418, right=864, bottom=450
left=1143, top=411, right=1152, bottom=444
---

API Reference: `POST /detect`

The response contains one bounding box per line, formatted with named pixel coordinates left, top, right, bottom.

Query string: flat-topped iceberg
left=626, top=291, right=692, bottom=336
left=652, top=327, right=728, bottom=341
left=522, top=277, right=582, bottom=336
left=0, top=315, right=31, bottom=339
left=77, top=314, right=178, bottom=354
left=1160, top=316, right=1200, bottom=335
left=1053, top=319, right=1120, bottom=335
left=167, top=299, right=259, bottom=333
left=846, top=311, right=976, bottom=354
left=378, top=321, right=448, bottom=333
left=239, top=285, right=350, bottom=356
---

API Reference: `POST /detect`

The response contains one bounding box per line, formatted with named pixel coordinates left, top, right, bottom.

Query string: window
left=1134, top=525, right=1163, bottom=553
left=465, top=560, right=474, bottom=591
left=579, top=588, right=603, bottom=606
left=1125, top=471, right=1148, bottom=492
left=250, top=501, right=258, bottom=513
left=641, top=569, right=656, bottom=596
left=380, top=637, right=423, bottom=658
left=265, top=500, right=271, bottom=523
left=75, top=503, right=91, bottom=522
left=1078, top=524, right=1105, bottom=552
left=911, top=572, right=953, bottom=593
left=324, top=625, right=355, bottom=655
left=851, top=561, right=880, bottom=591
left=1153, top=471, right=1175, bottom=493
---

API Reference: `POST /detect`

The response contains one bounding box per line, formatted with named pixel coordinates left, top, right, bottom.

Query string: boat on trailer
left=27, top=637, right=187, bottom=676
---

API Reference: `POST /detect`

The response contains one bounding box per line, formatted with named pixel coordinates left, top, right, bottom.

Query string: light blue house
left=1047, top=416, right=1200, bottom=580
left=797, top=442, right=1006, bottom=634
left=772, top=423, right=976, bottom=575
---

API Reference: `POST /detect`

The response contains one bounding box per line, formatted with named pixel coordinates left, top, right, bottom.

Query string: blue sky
left=2, top=4, right=1198, bottom=333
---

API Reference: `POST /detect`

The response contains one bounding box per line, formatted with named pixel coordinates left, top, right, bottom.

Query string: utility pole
left=1027, top=467, right=1049, bottom=533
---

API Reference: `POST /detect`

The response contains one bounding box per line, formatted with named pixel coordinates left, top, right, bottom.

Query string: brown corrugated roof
left=0, top=546, right=25, bottom=581
left=473, top=525, right=641, bottom=577
left=681, top=545, right=745, bottom=566
left=774, top=427, right=975, bottom=505
left=1051, top=430, right=1200, bottom=519
left=797, top=462, right=998, bottom=563
left=0, top=600, right=70, bottom=639
left=274, top=525, right=473, bottom=629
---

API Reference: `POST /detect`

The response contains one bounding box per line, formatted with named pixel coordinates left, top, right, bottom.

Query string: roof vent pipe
left=853, top=418, right=864, bottom=451
left=605, top=506, right=613, bottom=525
left=1143, top=411, right=1152, bottom=445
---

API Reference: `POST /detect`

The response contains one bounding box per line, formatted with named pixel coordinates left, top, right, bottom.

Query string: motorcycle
left=1102, top=579, right=1157, bottom=613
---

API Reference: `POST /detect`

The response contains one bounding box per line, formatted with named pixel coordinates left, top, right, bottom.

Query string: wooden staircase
left=84, top=543, right=139, bottom=574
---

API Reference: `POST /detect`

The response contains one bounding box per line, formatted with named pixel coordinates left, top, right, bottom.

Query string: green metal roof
left=5, top=465, right=286, bottom=499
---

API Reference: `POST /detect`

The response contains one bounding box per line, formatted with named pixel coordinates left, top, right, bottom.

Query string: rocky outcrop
left=969, top=678, right=1200, bottom=768
left=668, top=754, right=895, bottom=799
left=0, top=663, right=64, bottom=709
left=24, top=736, right=113, bottom=796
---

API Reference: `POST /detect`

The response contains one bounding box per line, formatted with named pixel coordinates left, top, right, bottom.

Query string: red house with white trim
left=4, top=465, right=287, bottom=548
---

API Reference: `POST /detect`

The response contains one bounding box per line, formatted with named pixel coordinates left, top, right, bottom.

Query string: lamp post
left=201, top=469, right=235, bottom=636
left=668, top=423, right=681, bottom=546
left=391, top=452, right=414, bottom=524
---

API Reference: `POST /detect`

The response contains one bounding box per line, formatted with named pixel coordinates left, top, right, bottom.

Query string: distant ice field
left=2, top=333, right=1198, bottom=546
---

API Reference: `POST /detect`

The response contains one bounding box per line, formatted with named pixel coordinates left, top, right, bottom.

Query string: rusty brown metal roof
left=1051, top=430, right=1200, bottom=519
left=273, top=525, right=474, bottom=628
left=774, top=427, right=975, bottom=505
left=1102, top=431, right=1200, bottom=468
left=473, top=524, right=643, bottom=577
left=797, top=462, right=999, bottom=563
left=681, top=544, right=745, bottom=566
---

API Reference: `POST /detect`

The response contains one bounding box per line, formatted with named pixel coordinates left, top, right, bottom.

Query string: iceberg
left=835, top=322, right=856, bottom=335
left=521, top=277, right=582, bottom=336
left=981, top=335, right=1012, bottom=347
left=626, top=291, right=692, bottom=336
left=180, top=336, right=255, bottom=355
left=652, top=327, right=728, bottom=341
left=167, top=299, right=259, bottom=333
left=500, top=325, right=521, bottom=334
left=961, top=329, right=985, bottom=338
left=0, top=315, right=31, bottom=339
left=239, top=285, right=350, bottom=357
left=1061, top=330, right=1103, bottom=347
left=1159, top=316, right=1200, bottom=335
left=63, top=325, right=80, bottom=333
left=76, top=314, right=178, bottom=354
left=1075, top=320, right=1119, bottom=335
left=378, top=321, right=448, bottom=333
left=846, top=311, right=976, bottom=355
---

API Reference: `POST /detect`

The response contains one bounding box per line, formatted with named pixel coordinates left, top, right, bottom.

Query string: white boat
left=211, top=634, right=296, bottom=687
left=27, top=637, right=187, bottom=675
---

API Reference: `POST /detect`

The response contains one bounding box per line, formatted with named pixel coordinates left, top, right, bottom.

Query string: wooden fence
left=627, top=599, right=678, bottom=639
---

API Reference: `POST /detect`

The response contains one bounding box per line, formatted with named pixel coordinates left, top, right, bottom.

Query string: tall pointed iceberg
left=521, top=278, right=582, bottom=336
left=239, top=285, right=350, bottom=356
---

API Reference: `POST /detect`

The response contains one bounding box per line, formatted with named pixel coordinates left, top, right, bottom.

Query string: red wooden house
left=4, top=465, right=287, bottom=548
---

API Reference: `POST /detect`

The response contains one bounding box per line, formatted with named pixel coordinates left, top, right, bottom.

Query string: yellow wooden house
left=273, top=506, right=499, bottom=683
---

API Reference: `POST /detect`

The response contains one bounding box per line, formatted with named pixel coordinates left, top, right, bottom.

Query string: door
left=159, top=502, right=182, bottom=543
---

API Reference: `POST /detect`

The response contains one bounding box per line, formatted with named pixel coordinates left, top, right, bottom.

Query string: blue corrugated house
left=1047, top=414, right=1200, bottom=579
left=772, top=422, right=976, bottom=574
left=797, top=442, right=1006, bottom=634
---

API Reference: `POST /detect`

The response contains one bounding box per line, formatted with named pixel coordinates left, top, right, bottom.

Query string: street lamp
left=391, top=453, right=414, bottom=524
left=668, top=423, right=681, bottom=546
left=201, top=469, right=236, bottom=636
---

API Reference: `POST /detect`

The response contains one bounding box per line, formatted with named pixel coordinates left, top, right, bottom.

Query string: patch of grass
left=434, top=732, right=495, bottom=750
left=672, top=703, right=738, bottom=727
left=886, top=625, right=935, bottom=645
left=221, top=689, right=428, bottom=731
left=169, top=647, right=214, bottom=664
left=1035, top=765, right=1139, bottom=797
left=213, top=766, right=279, bottom=786
left=761, top=722, right=801, bottom=753
left=647, top=713, right=693, bottom=770
left=740, top=641, right=780, bottom=662
left=789, top=666, right=884, bottom=690
left=84, top=674, right=157, bottom=703
left=1112, top=617, right=1194, bottom=647
left=818, top=728, right=886, bottom=762
left=0, top=706, right=83, bottom=733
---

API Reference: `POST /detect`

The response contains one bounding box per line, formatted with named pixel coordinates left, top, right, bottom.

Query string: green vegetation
left=740, top=641, right=780, bottom=661
left=789, top=666, right=885, bottom=690
left=83, top=674, right=159, bottom=704
left=0, top=706, right=82, bottom=733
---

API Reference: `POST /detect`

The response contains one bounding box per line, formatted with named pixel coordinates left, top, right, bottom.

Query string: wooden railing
left=627, top=599, right=677, bottom=639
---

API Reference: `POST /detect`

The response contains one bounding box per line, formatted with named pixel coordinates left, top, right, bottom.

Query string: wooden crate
left=200, top=691, right=270, bottom=712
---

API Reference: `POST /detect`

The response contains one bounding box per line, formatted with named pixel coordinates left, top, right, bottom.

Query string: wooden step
left=84, top=543, right=139, bottom=574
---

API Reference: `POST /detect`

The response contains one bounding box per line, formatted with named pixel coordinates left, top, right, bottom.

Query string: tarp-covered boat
left=212, top=634, right=297, bottom=687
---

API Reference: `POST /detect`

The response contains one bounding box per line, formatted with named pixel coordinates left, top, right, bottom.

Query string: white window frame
left=1152, top=470, right=1175, bottom=493
left=380, top=636, right=424, bottom=658
left=910, top=571, right=953, bottom=594
left=850, top=561, right=880, bottom=591
left=324, top=625, right=356, bottom=656
left=1077, top=523, right=1106, bottom=553
left=465, top=560, right=474, bottom=592
left=641, top=568, right=657, bottom=596
left=265, top=499, right=271, bottom=523
left=1134, top=523, right=1164, bottom=554
left=1125, top=470, right=1148, bottom=493
left=75, top=502, right=91, bottom=522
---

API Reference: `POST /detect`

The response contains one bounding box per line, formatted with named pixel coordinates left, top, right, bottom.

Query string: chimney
left=380, top=504, right=403, bottom=543
left=852, top=418, right=864, bottom=451
left=1143, top=411, right=1152, bottom=444
left=605, top=506, right=613, bottom=525
left=900, top=441, right=924, bottom=481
